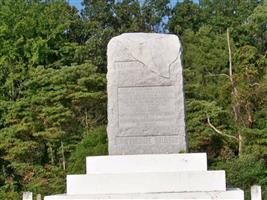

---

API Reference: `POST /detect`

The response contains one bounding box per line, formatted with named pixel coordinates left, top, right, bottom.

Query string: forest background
left=0, top=0, right=266, bottom=199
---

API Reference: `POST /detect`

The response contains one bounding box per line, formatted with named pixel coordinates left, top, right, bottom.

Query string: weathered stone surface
left=107, top=33, right=187, bottom=155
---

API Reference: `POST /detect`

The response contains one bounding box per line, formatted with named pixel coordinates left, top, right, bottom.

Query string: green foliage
left=25, top=165, right=66, bottom=196
left=244, top=0, right=267, bottom=52
left=67, top=126, right=108, bottom=174
left=170, top=1, right=266, bottom=197
left=0, top=190, right=20, bottom=200
left=169, top=0, right=202, bottom=35
left=212, top=154, right=267, bottom=200
left=0, top=0, right=107, bottom=197
left=186, top=100, right=237, bottom=158
left=0, top=0, right=266, bottom=199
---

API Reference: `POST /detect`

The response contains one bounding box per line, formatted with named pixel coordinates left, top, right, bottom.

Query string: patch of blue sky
left=68, top=0, right=200, bottom=12
left=68, top=0, right=83, bottom=11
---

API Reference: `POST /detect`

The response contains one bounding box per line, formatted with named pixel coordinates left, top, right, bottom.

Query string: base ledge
left=45, top=188, right=244, bottom=200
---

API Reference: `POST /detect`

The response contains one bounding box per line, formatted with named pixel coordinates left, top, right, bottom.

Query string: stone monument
left=45, top=33, right=244, bottom=200
left=107, top=33, right=187, bottom=155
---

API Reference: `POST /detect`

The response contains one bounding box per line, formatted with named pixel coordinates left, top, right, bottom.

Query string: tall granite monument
left=107, top=33, right=187, bottom=155
left=45, top=33, right=244, bottom=200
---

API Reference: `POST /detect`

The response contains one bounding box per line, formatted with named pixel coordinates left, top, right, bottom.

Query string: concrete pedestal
left=45, top=153, right=244, bottom=200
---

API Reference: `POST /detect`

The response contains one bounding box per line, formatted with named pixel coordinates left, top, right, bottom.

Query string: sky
left=68, top=0, right=199, bottom=12
left=69, top=0, right=83, bottom=11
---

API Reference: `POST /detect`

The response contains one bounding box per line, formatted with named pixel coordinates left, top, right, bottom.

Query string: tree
left=0, top=1, right=106, bottom=197
left=169, top=0, right=202, bottom=35
left=169, top=2, right=266, bottom=198
left=67, top=126, right=107, bottom=174
left=0, top=0, right=266, bottom=198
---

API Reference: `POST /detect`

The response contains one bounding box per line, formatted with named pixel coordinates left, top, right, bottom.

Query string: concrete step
left=45, top=188, right=243, bottom=200
left=86, top=153, right=207, bottom=174
left=67, top=170, right=226, bottom=195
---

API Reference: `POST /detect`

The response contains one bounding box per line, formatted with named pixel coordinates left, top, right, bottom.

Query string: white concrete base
left=45, top=153, right=244, bottom=200
left=67, top=171, right=226, bottom=195
left=45, top=188, right=244, bottom=200
left=86, top=153, right=207, bottom=174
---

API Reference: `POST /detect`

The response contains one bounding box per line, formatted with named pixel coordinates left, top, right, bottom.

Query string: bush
left=67, top=126, right=108, bottom=174
left=212, top=154, right=267, bottom=199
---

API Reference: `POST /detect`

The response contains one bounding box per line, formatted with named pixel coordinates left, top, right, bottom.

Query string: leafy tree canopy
left=0, top=0, right=266, bottom=199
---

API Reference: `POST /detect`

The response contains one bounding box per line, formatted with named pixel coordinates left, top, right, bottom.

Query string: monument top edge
left=118, top=32, right=178, bottom=37
left=107, top=32, right=182, bottom=77
left=108, top=32, right=180, bottom=45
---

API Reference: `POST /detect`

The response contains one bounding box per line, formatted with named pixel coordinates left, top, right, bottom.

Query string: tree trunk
left=227, top=28, right=242, bottom=156
left=61, top=141, right=66, bottom=171
left=48, top=143, right=54, bottom=165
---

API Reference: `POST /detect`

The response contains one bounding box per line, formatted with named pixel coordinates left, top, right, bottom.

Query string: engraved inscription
left=113, top=136, right=182, bottom=154
left=115, top=136, right=179, bottom=145
left=118, top=86, right=177, bottom=136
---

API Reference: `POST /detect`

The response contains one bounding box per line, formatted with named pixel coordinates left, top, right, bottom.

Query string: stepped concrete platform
left=45, top=153, right=244, bottom=200
left=67, top=171, right=226, bottom=195
left=45, top=188, right=244, bottom=200
left=86, top=153, right=207, bottom=174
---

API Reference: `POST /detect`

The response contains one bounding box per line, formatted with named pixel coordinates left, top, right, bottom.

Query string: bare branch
left=207, top=72, right=230, bottom=78
left=249, top=83, right=260, bottom=87
left=207, top=115, right=238, bottom=141
left=227, top=28, right=233, bottom=81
